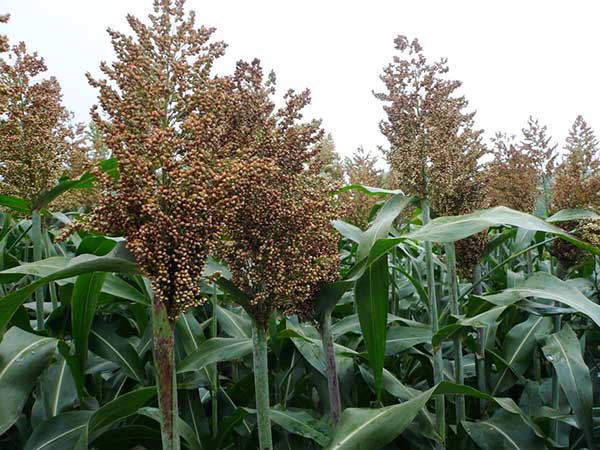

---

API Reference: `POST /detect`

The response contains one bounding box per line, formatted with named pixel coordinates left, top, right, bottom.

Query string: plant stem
left=211, top=284, right=218, bottom=438
left=422, top=201, right=445, bottom=445
left=321, top=308, right=342, bottom=429
left=252, top=320, right=273, bottom=450
left=473, top=264, right=487, bottom=416
left=445, top=242, right=464, bottom=424
left=31, top=209, right=44, bottom=330
left=552, top=260, right=567, bottom=441
left=152, top=296, right=180, bottom=450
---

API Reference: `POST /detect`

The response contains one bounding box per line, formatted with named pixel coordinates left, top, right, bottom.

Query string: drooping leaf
left=406, top=206, right=600, bottom=256
left=89, top=322, right=145, bottom=382
left=355, top=254, right=389, bottom=397
left=491, top=315, right=552, bottom=395
left=24, top=410, right=93, bottom=450
left=216, top=305, right=251, bottom=338
left=0, top=327, right=57, bottom=434
left=482, top=272, right=600, bottom=328
left=336, top=184, right=404, bottom=196
left=138, top=406, right=204, bottom=450
left=39, top=354, right=78, bottom=419
left=0, top=194, right=32, bottom=215
left=269, top=406, right=330, bottom=446
left=0, top=254, right=138, bottom=335
left=541, top=324, right=596, bottom=449
left=385, top=326, right=432, bottom=355
left=546, top=208, right=600, bottom=223
left=462, top=411, right=547, bottom=450
left=177, top=338, right=253, bottom=373
left=75, top=387, right=157, bottom=448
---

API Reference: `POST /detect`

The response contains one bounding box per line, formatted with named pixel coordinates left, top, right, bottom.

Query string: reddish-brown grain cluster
left=376, top=35, right=488, bottom=278
left=485, top=133, right=539, bottom=213
left=0, top=39, right=70, bottom=203
left=0, top=14, right=9, bottom=53
left=375, top=36, right=486, bottom=217
left=551, top=116, right=600, bottom=214
left=88, top=0, right=339, bottom=321
left=86, top=0, right=230, bottom=319
left=550, top=116, right=600, bottom=264
left=340, top=147, right=384, bottom=229
left=215, top=65, right=340, bottom=326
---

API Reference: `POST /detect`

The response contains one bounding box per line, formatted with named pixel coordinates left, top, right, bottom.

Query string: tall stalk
left=473, top=264, right=487, bottom=416
left=422, top=201, right=445, bottom=445
left=445, top=242, right=464, bottom=423
left=321, top=307, right=342, bottom=429
left=251, top=320, right=273, bottom=450
left=211, top=284, right=219, bottom=438
left=31, top=209, right=44, bottom=330
left=552, top=260, right=567, bottom=441
left=152, top=296, right=180, bottom=450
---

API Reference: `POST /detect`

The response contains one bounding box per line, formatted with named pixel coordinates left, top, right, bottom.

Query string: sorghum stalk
left=473, top=264, right=487, bottom=416
left=552, top=260, right=567, bottom=441
left=211, top=284, right=218, bottom=438
left=321, top=307, right=342, bottom=428
left=251, top=320, right=273, bottom=450
left=445, top=242, right=465, bottom=423
left=422, top=201, right=445, bottom=445
left=31, top=209, right=44, bottom=330
left=152, top=296, right=180, bottom=450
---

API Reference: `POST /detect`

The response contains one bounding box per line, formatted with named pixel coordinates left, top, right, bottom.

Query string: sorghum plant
left=341, top=146, right=384, bottom=229
left=86, top=1, right=230, bottom=447
left=485, top=132, right=539, bottom=213
left=0, top=23, right=72, bottom=329
left=216, top=63, right=339, bottom=448
left=376, top=35, right=487, bottom=443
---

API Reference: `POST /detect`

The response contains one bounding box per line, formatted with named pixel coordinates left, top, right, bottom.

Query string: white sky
left=2, top=0, right=600, bottom=161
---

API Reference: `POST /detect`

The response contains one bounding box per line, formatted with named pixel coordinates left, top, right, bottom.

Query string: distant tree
left=340, top=146, right=384, bottom=229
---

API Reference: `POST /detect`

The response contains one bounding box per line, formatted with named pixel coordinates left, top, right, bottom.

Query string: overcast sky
left=3, top=0, right=599, bottom=160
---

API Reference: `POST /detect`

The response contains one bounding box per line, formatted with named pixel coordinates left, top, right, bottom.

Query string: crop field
left=0, top=1, right=599, bottom=450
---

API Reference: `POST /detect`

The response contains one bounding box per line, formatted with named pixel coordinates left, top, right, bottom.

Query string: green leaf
left=269, top=406, right=329, bottom=446
left=541, top=324, right=596, bottom=449
left=482, top=272, right=600, bottom=328
left=0, top=327, right=57, bottom=434
left=138, top=406, right=204, bottom=450
left=72, top=272, right=107, bottom=368
left=491, top=315, right=552, bottom=395
left=385, top=326, right=432, bottom=355
left=547, top=208, right=600, bottom=223
left=76, top=387, right=157, bottom=447
left=216, top=305, right=251, bottom=338
left=332, top=220, right=364, bottom=243
left=24, top=410, right=93, bottom=450
left=0, top=254, right=138, bottom=336
left=406, top=206, right=600, bottom=256
left=323, top=386, right=435, bottom=450
left=0, top=194, right=32, bottom=215
left=40, top=354, right=78, bottom=419
left=89, top=322, right=145, bottom=382
left=336, top=184, right=404, bottom=196
left=177, top=338, right=253, bottom=373
left=462, top=411, right=548, bottom=450
left=355, top=254, right=389, bottom=397
left=357, top=194, right=413, bottom=260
